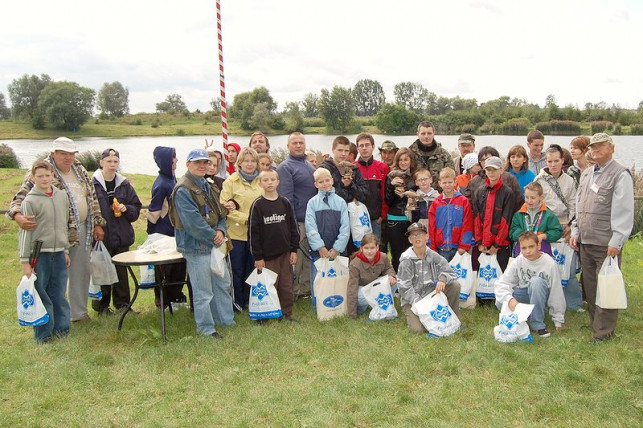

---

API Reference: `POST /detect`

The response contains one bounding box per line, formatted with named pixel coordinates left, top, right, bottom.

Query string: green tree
left=301, top=92, right=319, bottom=117
left=375, top=103, right=421, bottom=134
left=393, top=82, right=427, bottom=113
left=283, top=101, right=304, bottom=133
left=209, top=97, right=222, bottom=115
left=318, top=86, right=355, bottom=132
left=7, top=73, right=51, bottom=120
left=249, top=102, right=271, bottom=132
left=156, top=94, right=188, bottom=114
left=96, top=81, right=129, bottom=118
left=229, top=87, right=277, bottom=130
left=545, top=94, right=563, bottom=120
left=352, top=79, right=385, bottom=116
left=0, top=93, right=10, bottom=119
left=37, top=81, right=95, bottom=130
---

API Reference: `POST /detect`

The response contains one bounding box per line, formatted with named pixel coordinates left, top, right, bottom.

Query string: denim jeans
left=356, top=286, right=369, bottom=315
left=184, top=252, right=235, bottom=335
left=437, top=248, right=458, bottom=264
left=371, top=220, right=382, bottom=242
left=34, top=251, right=70, bottom=342
left=229, top=239, right=254, bottom=308
left=501, top=276, right=550, bottom=331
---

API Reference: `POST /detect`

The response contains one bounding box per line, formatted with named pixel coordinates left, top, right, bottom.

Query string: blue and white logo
left=323, top=295, right=344, bottom=308
left=359, top=212, right=371, bottom=228
left=21, top=290, right=35, bottom=310
left=479, top=264, right=498, bottom=285
left=326, top=268, right=337, bottom=278
left=552, top=248, right=565, bottom=267
left=375, top=292, right=393, bottom=310
left=451, top=263, right=468, bottom=280
left=430, top=304, right=451, bottom=323
left=500, top=312, right=519, bottom=329
left=251, top=282, right=268, bottom=301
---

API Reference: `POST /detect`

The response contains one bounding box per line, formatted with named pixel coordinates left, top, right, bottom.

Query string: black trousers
left=92, top=246, right=131, bottom=311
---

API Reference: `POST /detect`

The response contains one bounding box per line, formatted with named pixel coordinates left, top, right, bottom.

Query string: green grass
left=0, top=169, right=642, bottom=425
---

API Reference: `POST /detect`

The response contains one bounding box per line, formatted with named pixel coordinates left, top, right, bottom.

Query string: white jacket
left=535, top=169, right=577, bottom=226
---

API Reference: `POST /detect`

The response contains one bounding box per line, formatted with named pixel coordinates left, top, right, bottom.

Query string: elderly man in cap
left=8, top=137, right=105, bottom=322
left=169, top=149, right=235, bottom=339
left=409, top=121, right=455, bottom=191
left=570, top=133, right=634, bottom=343
left=454, top=133, right=476, bottom=175
left=397, top=222, right=461, bottom=333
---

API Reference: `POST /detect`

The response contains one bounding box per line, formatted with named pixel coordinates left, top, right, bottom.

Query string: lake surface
left=2, top=134, right=642, bottom=176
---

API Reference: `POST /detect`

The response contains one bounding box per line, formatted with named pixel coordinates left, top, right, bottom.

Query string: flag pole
left=216, top=0, right=229, bottom=169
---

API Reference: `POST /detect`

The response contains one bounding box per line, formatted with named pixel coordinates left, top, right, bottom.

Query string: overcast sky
left=1, top=0, right=641, bottom=114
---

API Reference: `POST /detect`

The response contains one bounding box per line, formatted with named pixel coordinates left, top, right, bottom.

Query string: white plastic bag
left=139, top=233, right=177, bottom=255
left=362, top=275, right=397, bottom=321
left=88, top=277, right=103, bottom=300
left=210, top=244, right=226, bottom=278
left=493, top=301, right=534, bottom=343
left=246, top=268, right=282, bottom=320
left=411, top=291, right=461, bottom=337
left=460, top=272, right=478, bottom=310
left=90, top=241, right=119, bottom=285
left=313, top=257, right=349, bottom=321
left=16, top=274, right=50, bottom=327
left=596, top=256, right=627, bottom=309
left=550, top=241, right=576, bottom=285
left=347, top=201, right=372, bottom=248
left=477, top=253, right=503, bottom=300
left=139, top=265, right=155, bottom=288
left=449, top=252, right=474, bottom=300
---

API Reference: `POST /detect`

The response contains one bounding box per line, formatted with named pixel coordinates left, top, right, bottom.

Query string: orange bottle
left=113, top=198, right=122, bottom=217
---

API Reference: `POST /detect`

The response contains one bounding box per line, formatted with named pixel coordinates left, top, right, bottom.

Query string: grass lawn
left=0, top=169, right=641, bottom=426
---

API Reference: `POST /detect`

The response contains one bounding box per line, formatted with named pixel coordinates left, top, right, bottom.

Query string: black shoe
left=98, top=308, right=114, bottom=317
left=211, top=332, right=224, bottom=340
left=590, top=334, right=613, bottom=344
left=537, top=328, right=551, bottom=338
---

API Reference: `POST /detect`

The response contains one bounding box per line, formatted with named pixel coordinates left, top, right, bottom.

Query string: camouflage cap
left=406, top=222, right=428, bottom=236
left=589, top=132, right=613, bottom=146
left=379, top=140, right=398, bottom=151
left=458, top=133, right=476, bottom=144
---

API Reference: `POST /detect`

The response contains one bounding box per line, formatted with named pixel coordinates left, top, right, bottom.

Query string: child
left=455, top=152, right=480, bottom=191
left=505, top=145, right=536, bottom=195
left=471, top=156, right=515, bottom=271
left=18, top=161, right=72, bottom=343
left=411, top=168, right=438, bottom=229
left=494, top=231, right=566, bottom=338
left=347, top=234, right=396, bottom=318
left=509, top=182, right=562, bottom=257
left=92, top=149, right=142, bottom=316
left=305, top=168, right=350, bottom=288
left=397, top=222, right=460, bottom=334
left=248, top=170, right=300, bottom=321
left=258, top=153, right=273, bottom=172
left=305, top=150, right=318, bottom=168
left=428, top=167, right=474, bottom=262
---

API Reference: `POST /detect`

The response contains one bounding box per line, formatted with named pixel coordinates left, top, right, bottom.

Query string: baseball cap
left=187, top=149, right=210, bottom=162
left=589, top=132, right=613, bottom=146
left=406, top=222, right=428, bottom=236
left=484, top=156, right=503, bottom=170
left=379, top=140, right=398, bottom=151
left=462, top=152, right=479, bottom=172
left=101, top=148, right=119, bottom=159
left=51, top=137, right=78, bottom=153
left=458, top=133, right=475, bottom=144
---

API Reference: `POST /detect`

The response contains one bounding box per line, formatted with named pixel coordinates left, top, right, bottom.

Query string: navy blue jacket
left=147, top=147, right=176, bottom=236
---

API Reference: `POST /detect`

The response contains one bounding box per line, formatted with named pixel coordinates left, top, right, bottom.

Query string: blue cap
left=187, top=149, right=209, bottom=162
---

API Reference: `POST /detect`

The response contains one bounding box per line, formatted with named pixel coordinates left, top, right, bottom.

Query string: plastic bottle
left=113, top=198, right=122, bottom=217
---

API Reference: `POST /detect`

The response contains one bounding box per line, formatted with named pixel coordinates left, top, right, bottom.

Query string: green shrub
left=151, top=118, right=161, bottom=128
left=176, top=128, right=185, bottom=136
left=76, top=150, right=101, bottom=172
left=613, top=123, right=622, bottom=135
left=590, top=121, right=613, bottom=134
left=630, top=123, right=643, bottom=135
left=0, top=144, right=20, bottom=168
left=303, top=117, right=325, bottom=128
left=498, top=117, right=530, bottom=135
left=31, top=111, right=45, bottom=129
left=535, top=120, right=581, bottom=135
left=135, top=118, right=142, bottom=126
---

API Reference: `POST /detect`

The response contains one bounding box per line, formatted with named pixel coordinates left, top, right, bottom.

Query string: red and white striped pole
left=216, top=0, right=229, bottom=169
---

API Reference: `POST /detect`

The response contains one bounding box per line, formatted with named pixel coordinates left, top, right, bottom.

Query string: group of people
left=12, top=123, right=634, bottom=344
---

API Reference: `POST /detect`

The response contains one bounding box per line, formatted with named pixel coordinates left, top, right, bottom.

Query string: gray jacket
left=397, top=246, right=457, bottom=306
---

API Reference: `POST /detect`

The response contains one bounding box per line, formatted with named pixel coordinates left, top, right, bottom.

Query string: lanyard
left=525, top=211, right=543, bottom=233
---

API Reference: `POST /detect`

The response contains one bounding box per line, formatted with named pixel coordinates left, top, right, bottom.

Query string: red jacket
left=472, top=177, right=515, bottom=248
left=428, top=191, right=474, bottom=251
left=354, top=157, right=389, bottom=220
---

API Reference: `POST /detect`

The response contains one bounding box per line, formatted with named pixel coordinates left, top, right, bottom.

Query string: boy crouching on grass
left=18, top=161, right=73, bottom=343
left=248, top=169, right=300, bottom=321
left=494, top=231, right=566, bottom=338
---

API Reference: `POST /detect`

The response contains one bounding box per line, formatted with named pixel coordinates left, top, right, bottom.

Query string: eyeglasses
left=416, top=177, right=431, bottom=183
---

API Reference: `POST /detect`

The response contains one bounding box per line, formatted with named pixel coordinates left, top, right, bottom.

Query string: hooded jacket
left=428, top=191, right=474, bottom=251
left=147, top=146, right=177, bottom=236
left=93, top=169, right=142, bottom=250
left=354, top=157, right=389, bottom=220
left=535, top=168, right=577, bottom=226
left=472, top=177, right=515, bottom=248
left=219, top=171, right=263, bottom=241
left=397, top=246, right=457, bottom=306
left=304, top=187, right=350, bottom=255
left=347, top=251, right=395, bottom=318
left=509, top=202, right=563, bottom=244
left=319, top=157, right=368, bottom=204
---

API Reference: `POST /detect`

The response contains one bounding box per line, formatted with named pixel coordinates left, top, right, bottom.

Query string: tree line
left=3, top=74, right=643, bottom=135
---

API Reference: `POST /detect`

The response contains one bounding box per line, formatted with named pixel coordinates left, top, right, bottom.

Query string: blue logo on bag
left=375, top=293, right=393, bottom=310
left=323, top=295, right=344, bottom=308
left=430, top=304, right=451, bottom=323
left=326, top=268, right=337, bottom=278
left=251, top=282, right=269, bottom=301
left=450, top=263, right=467, bottom=280
left=479, top=264, right=498, bottom=285
left=21, top=290, right=35, bottom=310
left=500, top=312, right=519, bottom=329
left=552, top=248, right=565, bottom=266
left=359, top=212, right=370, bottom=227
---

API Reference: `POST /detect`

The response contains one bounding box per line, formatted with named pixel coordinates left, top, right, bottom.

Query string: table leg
left=158, top=264, right=167, bottom=344
left=118, top=266, right=140, bottom=331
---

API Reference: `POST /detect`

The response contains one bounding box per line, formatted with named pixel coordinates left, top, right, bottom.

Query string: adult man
left=8, top=137, right=105, bottom=322
left=409, top=121, right=454, bottom=191
left=276, top=132, right=317, bottom=298
left=570, top=133, right=634, bottom=343
left=319, top=136, right=368, bottom=205
left=526, top=130, right=546, bottom=175
left=379, top=140, right=398, bottom=166
left=354, top=133, right=389, bottom=240
left=170, top=149, right=235, bottom=339
left=248, top=131, right=270, bottom=154
left=454, top=133, right=476, bottom=174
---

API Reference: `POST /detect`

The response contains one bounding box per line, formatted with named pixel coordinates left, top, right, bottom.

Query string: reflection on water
left=2, top=134, right=642, bottom=176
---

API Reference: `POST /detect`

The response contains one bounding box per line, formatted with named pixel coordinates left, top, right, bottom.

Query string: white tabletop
left=112, top=250, right=184, bottom=266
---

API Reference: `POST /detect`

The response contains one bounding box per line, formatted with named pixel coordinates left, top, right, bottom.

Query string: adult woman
left=566, top=136, right=593, bottom=188
left=384, top=147, right=417, bottom=272
left=221, top=147, right=263, bottom=310
left=504, top=145, right=536, bottom=195
left=535, top=144, right=582, bottom=311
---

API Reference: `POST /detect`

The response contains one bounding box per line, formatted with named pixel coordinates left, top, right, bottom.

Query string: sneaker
left=211, top=332, right=224, bottom=340
left=576, top=307, right=586, bottom=313
left=537, top=328, right=551, bottom=338
left=72, top=314, right=91, bottom=323
left=98, top=308, right=114, bottom=317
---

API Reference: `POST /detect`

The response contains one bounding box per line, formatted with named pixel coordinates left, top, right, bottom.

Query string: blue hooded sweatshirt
left=147, top=146, right=176, bottom=236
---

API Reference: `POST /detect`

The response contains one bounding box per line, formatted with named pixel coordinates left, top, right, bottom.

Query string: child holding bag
left=18, top=161, right=73, bottom=343
left=347, top=234, right=396, bottom=318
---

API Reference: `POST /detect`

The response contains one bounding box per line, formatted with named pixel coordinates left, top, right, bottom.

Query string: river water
left=2, top=134, right=642, bottom=176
